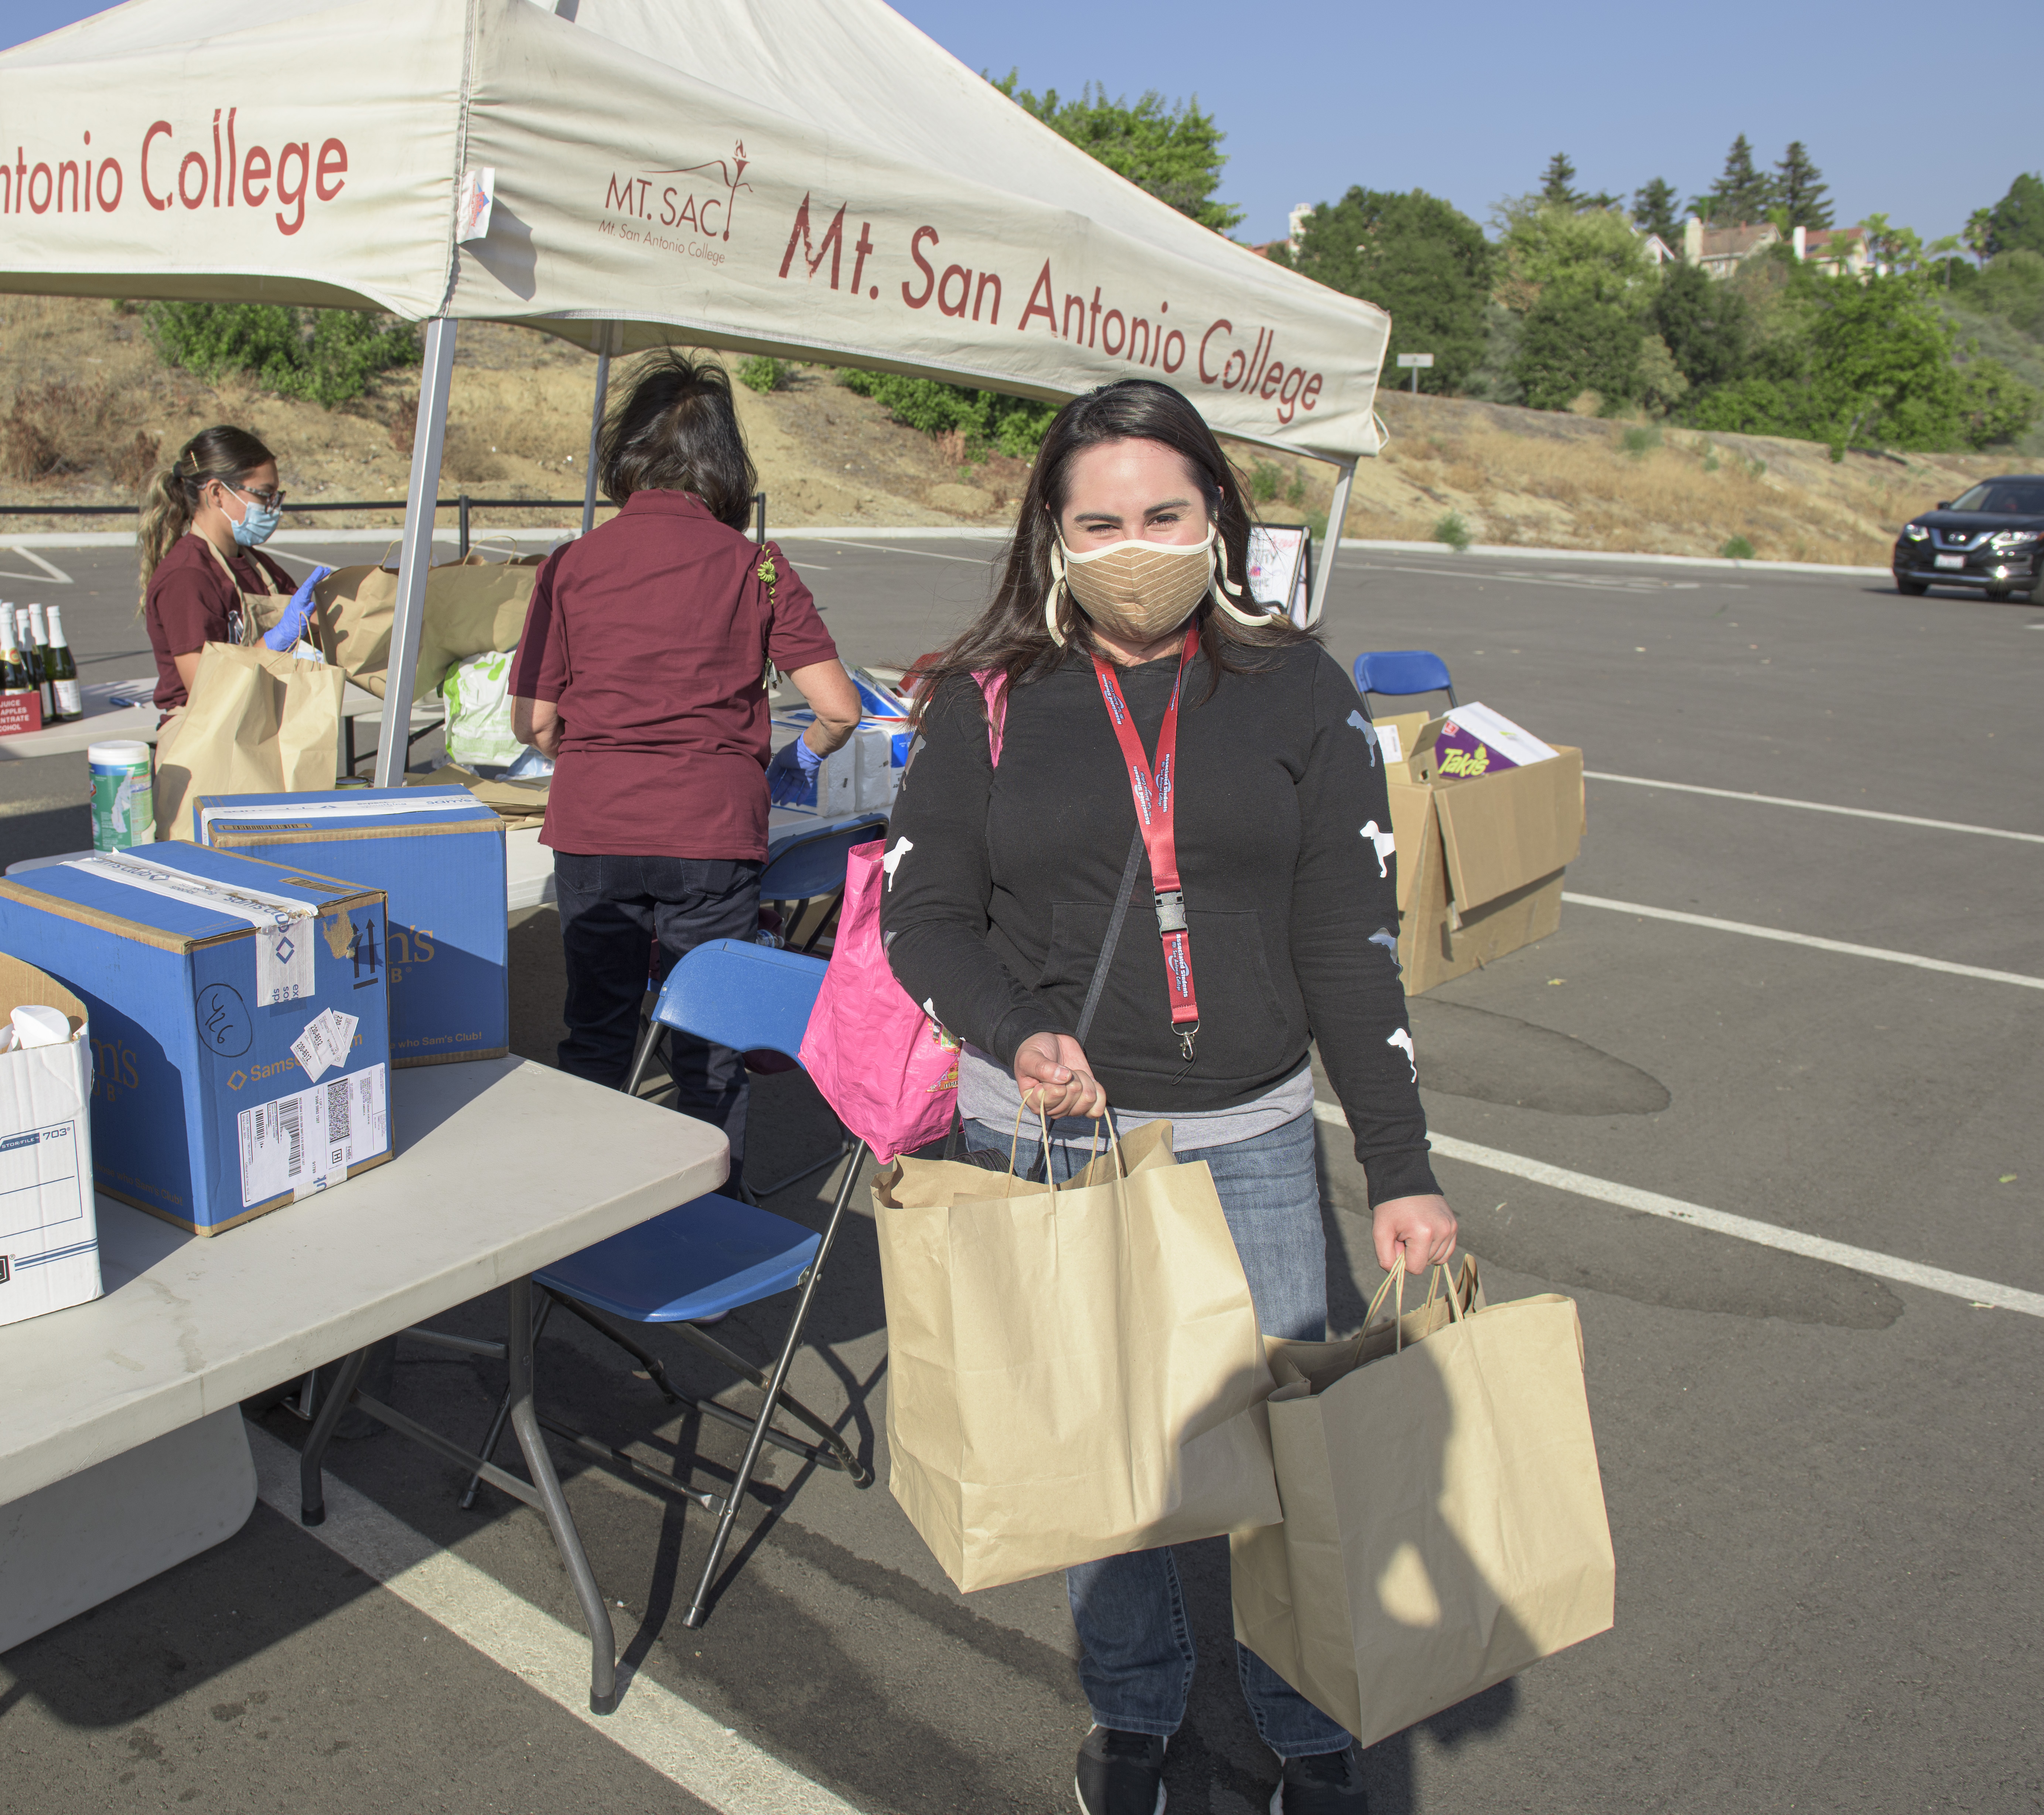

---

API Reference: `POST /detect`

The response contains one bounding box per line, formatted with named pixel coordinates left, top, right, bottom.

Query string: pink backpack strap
left=973, top=669, right=1007, bottom=767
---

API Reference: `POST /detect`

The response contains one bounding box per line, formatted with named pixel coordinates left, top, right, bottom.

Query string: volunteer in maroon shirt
left=139, top=425, right=326, bottom=716
left=511, top=353, right=859, bottom=1171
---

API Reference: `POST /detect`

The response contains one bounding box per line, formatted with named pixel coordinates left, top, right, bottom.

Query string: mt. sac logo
left=598, top=139, right=751, bottom=268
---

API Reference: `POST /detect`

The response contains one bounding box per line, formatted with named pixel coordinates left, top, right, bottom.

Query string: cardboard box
left=0, top=844, right=393, bottom=1235
left=0, top=957, right=98, bottom=1327
left=1386, top=748, right=1586, bottom=995
left=1367, top=711, right=1434, bottom=784
left=194, top=788, right=508, bottom=1067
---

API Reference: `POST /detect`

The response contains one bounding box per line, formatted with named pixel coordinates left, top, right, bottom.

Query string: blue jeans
left=963, top=1108, right=1352, bottom=1758
left=554, top=853, right=761, bottom=1171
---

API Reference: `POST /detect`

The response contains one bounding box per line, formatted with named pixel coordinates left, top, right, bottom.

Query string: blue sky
left=6, top=0, right=2038, bottom=246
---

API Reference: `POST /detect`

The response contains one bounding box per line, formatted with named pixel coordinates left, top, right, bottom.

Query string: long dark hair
left=911, top=380, right=1308, bottom=718
left=598, top=351, right=757, bottom=528
left=137, top=424, right=274, bottom=605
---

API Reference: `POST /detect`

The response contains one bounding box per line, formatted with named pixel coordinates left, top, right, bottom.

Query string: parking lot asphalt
left=1, top=532, right=2039, bottom=1814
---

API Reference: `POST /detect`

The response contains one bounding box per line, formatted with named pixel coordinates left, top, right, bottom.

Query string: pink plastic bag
left=797, top=672, right=1004, bottom=1163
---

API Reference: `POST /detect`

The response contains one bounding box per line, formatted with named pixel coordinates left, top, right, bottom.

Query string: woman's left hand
left=1372, top=1193, right=1458, bottom=1275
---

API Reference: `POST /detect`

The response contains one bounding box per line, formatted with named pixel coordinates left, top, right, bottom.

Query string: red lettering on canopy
left=242, top=143, right=270, bottom=207
left=936, top=263, right=971, bottom=319
left=1018, top=260, right=1057, bottom=334
left=274, top=141, right=310, bottom=235
left=1198, top=319, right=1231, bottom=384
left=141, top=121, right=172, bottom=211
left=177, top=150, right=207, bottom=210
left=901, top=225, right=938, bottom=309
left=315, top=138, right=346, bottom=202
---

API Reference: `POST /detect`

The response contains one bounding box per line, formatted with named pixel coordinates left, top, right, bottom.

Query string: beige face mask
left=1044, top=526, right=1279, bottom=646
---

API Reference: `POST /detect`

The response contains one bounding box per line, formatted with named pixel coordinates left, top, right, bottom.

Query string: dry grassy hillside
left=0, top=295, right=2008, bottom=565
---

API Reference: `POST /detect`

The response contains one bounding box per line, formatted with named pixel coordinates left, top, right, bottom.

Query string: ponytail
left=137, top=424, right=274, bottom=608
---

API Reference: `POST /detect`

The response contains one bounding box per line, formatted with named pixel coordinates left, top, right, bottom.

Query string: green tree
left=1772, top=142, right=1833, bottom=229
left=1514, top=290, right=1646, bottom=411
left=992, top=73, right=1241, bottom=231
left=1688, top=265, right=1987, bottom=452
left=1963, top=207, right=1996, bottom=266
left=1986, top=172, right=2044, bottom=257
left=1494, top=198, right=1659, bottom=310
left=1696, top=135, right=1774, bottom=226
left=1653, top=261, right=1754, bottom=390
left=1274, top=188, right=1492, bottom=393
left=1540, top=153, right=1581, bottom=208
left=1970, top=249, right=2044, bottom=337
left=1955, top=358, right=2042, bottom=448
left=1495, top=199, right=1663, bottom=411
left=1632, top=178, right=1681, bottom=245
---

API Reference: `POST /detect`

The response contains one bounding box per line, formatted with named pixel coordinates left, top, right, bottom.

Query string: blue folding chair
left=464, top=940, right=872, bottom=1630
left=758, top=811, right=887, bottom=954
left=1352, top=649, right=1459, bottom=716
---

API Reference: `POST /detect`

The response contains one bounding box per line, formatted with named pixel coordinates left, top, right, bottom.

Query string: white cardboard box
left=0, top=955, right=98, bottom=1327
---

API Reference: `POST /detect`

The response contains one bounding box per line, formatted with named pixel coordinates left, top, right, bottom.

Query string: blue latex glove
left=766, top=736, right=822, bottom=806
left=262, top=565, right=333, bottom=651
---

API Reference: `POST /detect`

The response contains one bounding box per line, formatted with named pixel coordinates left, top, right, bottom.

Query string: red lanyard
left=1092, top=624, right=1200, bottom=1059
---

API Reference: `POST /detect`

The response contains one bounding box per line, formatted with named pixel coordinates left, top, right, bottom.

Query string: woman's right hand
left=1014, top=1032, right=1106, bottom=1120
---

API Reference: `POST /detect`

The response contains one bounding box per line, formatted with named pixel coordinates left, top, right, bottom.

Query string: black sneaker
left=1271, top=1744, right=1366, bottom=1814
left=1075, top=1726, right=1167, bottom=1815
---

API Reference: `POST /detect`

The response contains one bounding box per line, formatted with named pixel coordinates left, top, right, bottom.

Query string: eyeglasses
left=218, top=480, right=287, bottom=510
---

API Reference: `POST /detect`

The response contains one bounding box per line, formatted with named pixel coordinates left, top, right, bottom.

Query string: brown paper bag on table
left=153, top=643, right=345, bottom=841
left=1230, top=1259, right=1615, bottom=1750
left=873, top=1116, right=1283, bottom=1593
left=310, top=549, right=539, bottom=703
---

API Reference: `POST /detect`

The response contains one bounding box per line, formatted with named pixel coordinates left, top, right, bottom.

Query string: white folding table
left=0, top=1057, right=726, bottom=1709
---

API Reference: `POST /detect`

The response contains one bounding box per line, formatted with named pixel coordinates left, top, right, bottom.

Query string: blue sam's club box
left=193, top=788, right=507, bottom=1069
left=0, top=844, right=393, bottom=1235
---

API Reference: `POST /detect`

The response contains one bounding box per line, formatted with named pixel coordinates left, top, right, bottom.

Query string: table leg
left=298, top=1346, right=369, bottom=1526
left=504, top=1274, right=618, bottom=1714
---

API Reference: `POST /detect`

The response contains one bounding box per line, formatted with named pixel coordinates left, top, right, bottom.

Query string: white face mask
left=1044, top=526, right=1276, bottom=646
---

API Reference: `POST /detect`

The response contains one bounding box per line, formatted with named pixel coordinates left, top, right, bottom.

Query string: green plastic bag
left=440, top=650, right=524, bottom=769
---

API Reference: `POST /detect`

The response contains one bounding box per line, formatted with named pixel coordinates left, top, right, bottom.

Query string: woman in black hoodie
left=881, top=380, right=1457, bottom=1815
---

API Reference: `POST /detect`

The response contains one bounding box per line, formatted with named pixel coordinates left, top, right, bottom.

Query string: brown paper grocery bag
left=311, top=549, right=539, bottom=703
left=1230, top=1261, right=1615, bottom=1749
left=873, top=1117, right=1282, bottom=1593
left=154, top=643, right=345, bottom=841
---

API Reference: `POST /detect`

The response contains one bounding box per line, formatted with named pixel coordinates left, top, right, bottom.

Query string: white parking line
left=1562, top=892, right=2044, bottom=991
left=246, top=1423, right=860, bottom=1815
left=798, top=539, right=993, bottom=565
left=1311, top=1104, right=2043, bottom=1317
left=0, top=546, right=74, bottom=585
left=1585, top=771, right=2044, bottom=845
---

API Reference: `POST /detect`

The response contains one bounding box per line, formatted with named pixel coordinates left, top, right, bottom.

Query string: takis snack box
left=0, top=844, right=392, bottom=1235
left=1416, top=702, right=1560, bottom=782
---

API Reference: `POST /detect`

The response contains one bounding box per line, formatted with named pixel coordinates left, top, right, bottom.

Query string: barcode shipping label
left=237, top=1062, right=388, bottom=1208
left=290, top=1008, right=360, bottom=1083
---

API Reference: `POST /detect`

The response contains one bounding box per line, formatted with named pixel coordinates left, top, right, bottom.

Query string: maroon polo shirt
left=145, top=532, right=294, bottom=711
left=510, top=490, right=840, bottom=860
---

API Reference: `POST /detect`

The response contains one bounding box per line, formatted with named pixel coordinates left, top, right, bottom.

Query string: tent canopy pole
left=374, top=317, right=457, bottom=789
left=580, top=327, right=614, bottom=536
left=1308, top=458, right=1357, bottom=629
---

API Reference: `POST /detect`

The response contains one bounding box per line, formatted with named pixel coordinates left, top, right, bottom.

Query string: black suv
left=1892, top=476, right=2044, bottom=600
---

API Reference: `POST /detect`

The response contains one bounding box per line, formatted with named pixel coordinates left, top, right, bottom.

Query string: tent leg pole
left=581, top=342, right=611, bottom=537
left=374, top=317, right=457, bottom=790
left=1308, top=459, right=1356, bottom=629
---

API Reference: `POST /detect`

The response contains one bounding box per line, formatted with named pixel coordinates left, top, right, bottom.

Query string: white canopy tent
left=1, top=0, right=1391, bottom=781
